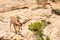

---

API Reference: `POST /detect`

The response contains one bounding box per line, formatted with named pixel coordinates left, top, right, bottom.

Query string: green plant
left=46, top=36, right=50, bottom=40
left=28, top=20, right=50, bottom=40
left=28, top=22, right=42, bottom=31
left=37, top=36, right=44, bottom=40
left=52, top=9, right=60, bottom=15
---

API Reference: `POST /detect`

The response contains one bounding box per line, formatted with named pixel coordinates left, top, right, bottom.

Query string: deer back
left=10, top=16, right=21, bottom=25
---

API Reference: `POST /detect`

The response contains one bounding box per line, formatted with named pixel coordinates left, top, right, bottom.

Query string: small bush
left=28, top=20, right=50, bottom=40
left=37, top=36, right=44, bottom=40
left=28, top=22, right=42, bottom=31
left=52, top=9, right=60, bottom=15
left=46, top=36, right=50, bottom=40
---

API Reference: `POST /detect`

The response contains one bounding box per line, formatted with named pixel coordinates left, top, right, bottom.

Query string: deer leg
left=10, top=22, right=12, bottom=32
left=18, top=26, right=20, bottom=33
left=18, top=25, right=24, bottom=37
left=16, top=26, right=20, bottom=34
left=13, top=25, right=17, bottom=34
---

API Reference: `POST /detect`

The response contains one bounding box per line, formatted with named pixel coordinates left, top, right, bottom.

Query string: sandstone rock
left=0, top=0, right=37, bottom=12
left=0, top=5, right=60, bottom=40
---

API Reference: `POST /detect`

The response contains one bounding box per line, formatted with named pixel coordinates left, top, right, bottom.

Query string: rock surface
left=0, top=0, right=60, bottom=40
left=0, top=0, right=37, bottom=12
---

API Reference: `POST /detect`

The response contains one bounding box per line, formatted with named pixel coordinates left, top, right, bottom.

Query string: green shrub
left=28, top=20, right=50, bottom=40
left=52, top=9, right=60, bottom=15
left=46, top=36, right=50, bottom=40
left=37, top=36, right=44, bottom=40
left=28, top=22, right=42, bottom=31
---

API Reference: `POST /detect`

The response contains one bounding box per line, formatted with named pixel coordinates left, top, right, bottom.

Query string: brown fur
left=10, top=16, right=31, bottom=34
left=10, top=16, right=22, bottom=34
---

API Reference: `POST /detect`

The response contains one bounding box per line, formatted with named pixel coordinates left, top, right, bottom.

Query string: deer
left=10, top=16, right=31, bottom=36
